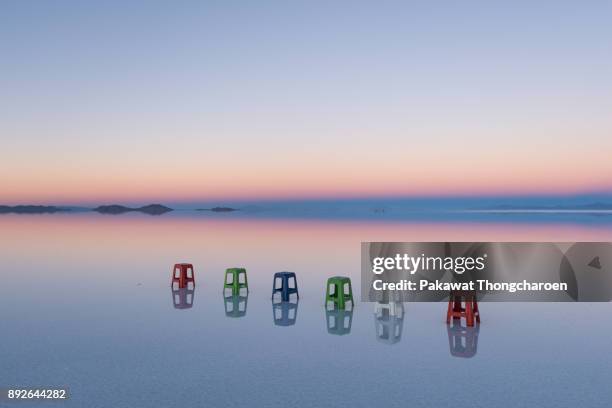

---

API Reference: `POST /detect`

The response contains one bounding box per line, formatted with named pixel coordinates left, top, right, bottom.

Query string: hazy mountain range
left=0, top=204, right=241, bottom=215
left=2, top=201, right=612, bottom=215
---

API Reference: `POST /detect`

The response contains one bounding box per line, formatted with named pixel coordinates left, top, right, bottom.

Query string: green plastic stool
left=325, top=276, right=354, bottom=309
left=224, top=268, right=249, bottom=296
left=326, top=307, right=353, bottom=335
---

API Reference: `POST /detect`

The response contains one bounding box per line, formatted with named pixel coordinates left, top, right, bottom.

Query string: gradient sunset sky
left=2, top=1, right=611, bottom=205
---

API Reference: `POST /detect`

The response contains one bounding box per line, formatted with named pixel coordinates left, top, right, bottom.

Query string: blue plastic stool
left=272, top=272, right=299, bottom=301
left=272, top=299, right=299, bottom=326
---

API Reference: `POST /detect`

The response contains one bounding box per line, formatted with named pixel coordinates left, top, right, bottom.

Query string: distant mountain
left=196, top=206, right=239, bottom=212
left=0, top=205, right=70, bottom=214
left=59, top=206, right=92, bottom=212
left=93, top=204, right=173, bottom=215
left=138, top=204, right=174, bottom=215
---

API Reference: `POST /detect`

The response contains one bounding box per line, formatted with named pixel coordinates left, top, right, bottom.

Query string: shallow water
left=1, top=213, right=611, bottom=407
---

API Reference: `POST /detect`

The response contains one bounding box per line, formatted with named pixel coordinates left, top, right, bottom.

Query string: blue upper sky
left=1, top=1, right=611, bottom=204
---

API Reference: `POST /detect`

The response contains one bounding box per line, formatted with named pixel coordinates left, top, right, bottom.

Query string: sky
left=1, top=1, right=611, bottom=205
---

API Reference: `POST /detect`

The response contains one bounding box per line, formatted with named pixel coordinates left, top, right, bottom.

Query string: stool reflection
left=447, top=319, right=479, bottom=358
left=374, top=302, right=404, bottom=345
left=272, top=299, right=299, bottom=326
left=172, top=287, right=195, bottom=309
left=326, top=306, right=353, bottom=335
left=224, top=294, right=248, bottom=318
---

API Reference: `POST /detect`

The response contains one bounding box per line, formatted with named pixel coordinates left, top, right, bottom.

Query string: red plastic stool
left=171, top=263, right=195, bottom=289
left=446, top=290, right=480, bottom=327
left=447, top=320, right=479, bottom=358
left=172, top=288, right=195, bottom=309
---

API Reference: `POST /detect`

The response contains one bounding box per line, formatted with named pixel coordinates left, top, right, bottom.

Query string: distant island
left=196, top=206, right=239, bottom=212
left=93, top=204, right=173, bottom=215
left=0, top=205, right=70, bottom=214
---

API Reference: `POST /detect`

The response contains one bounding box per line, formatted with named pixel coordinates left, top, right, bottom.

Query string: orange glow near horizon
left=3, top=102, right=611, bottom=205
left=3, top=154, right=611, bottom=205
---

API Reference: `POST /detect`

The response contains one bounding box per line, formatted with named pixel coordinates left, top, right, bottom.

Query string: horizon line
left=3, top=190, right=612, bottom=208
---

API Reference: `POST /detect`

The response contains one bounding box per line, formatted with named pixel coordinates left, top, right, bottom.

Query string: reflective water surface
left=1, top=212, right=611, bottom=407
